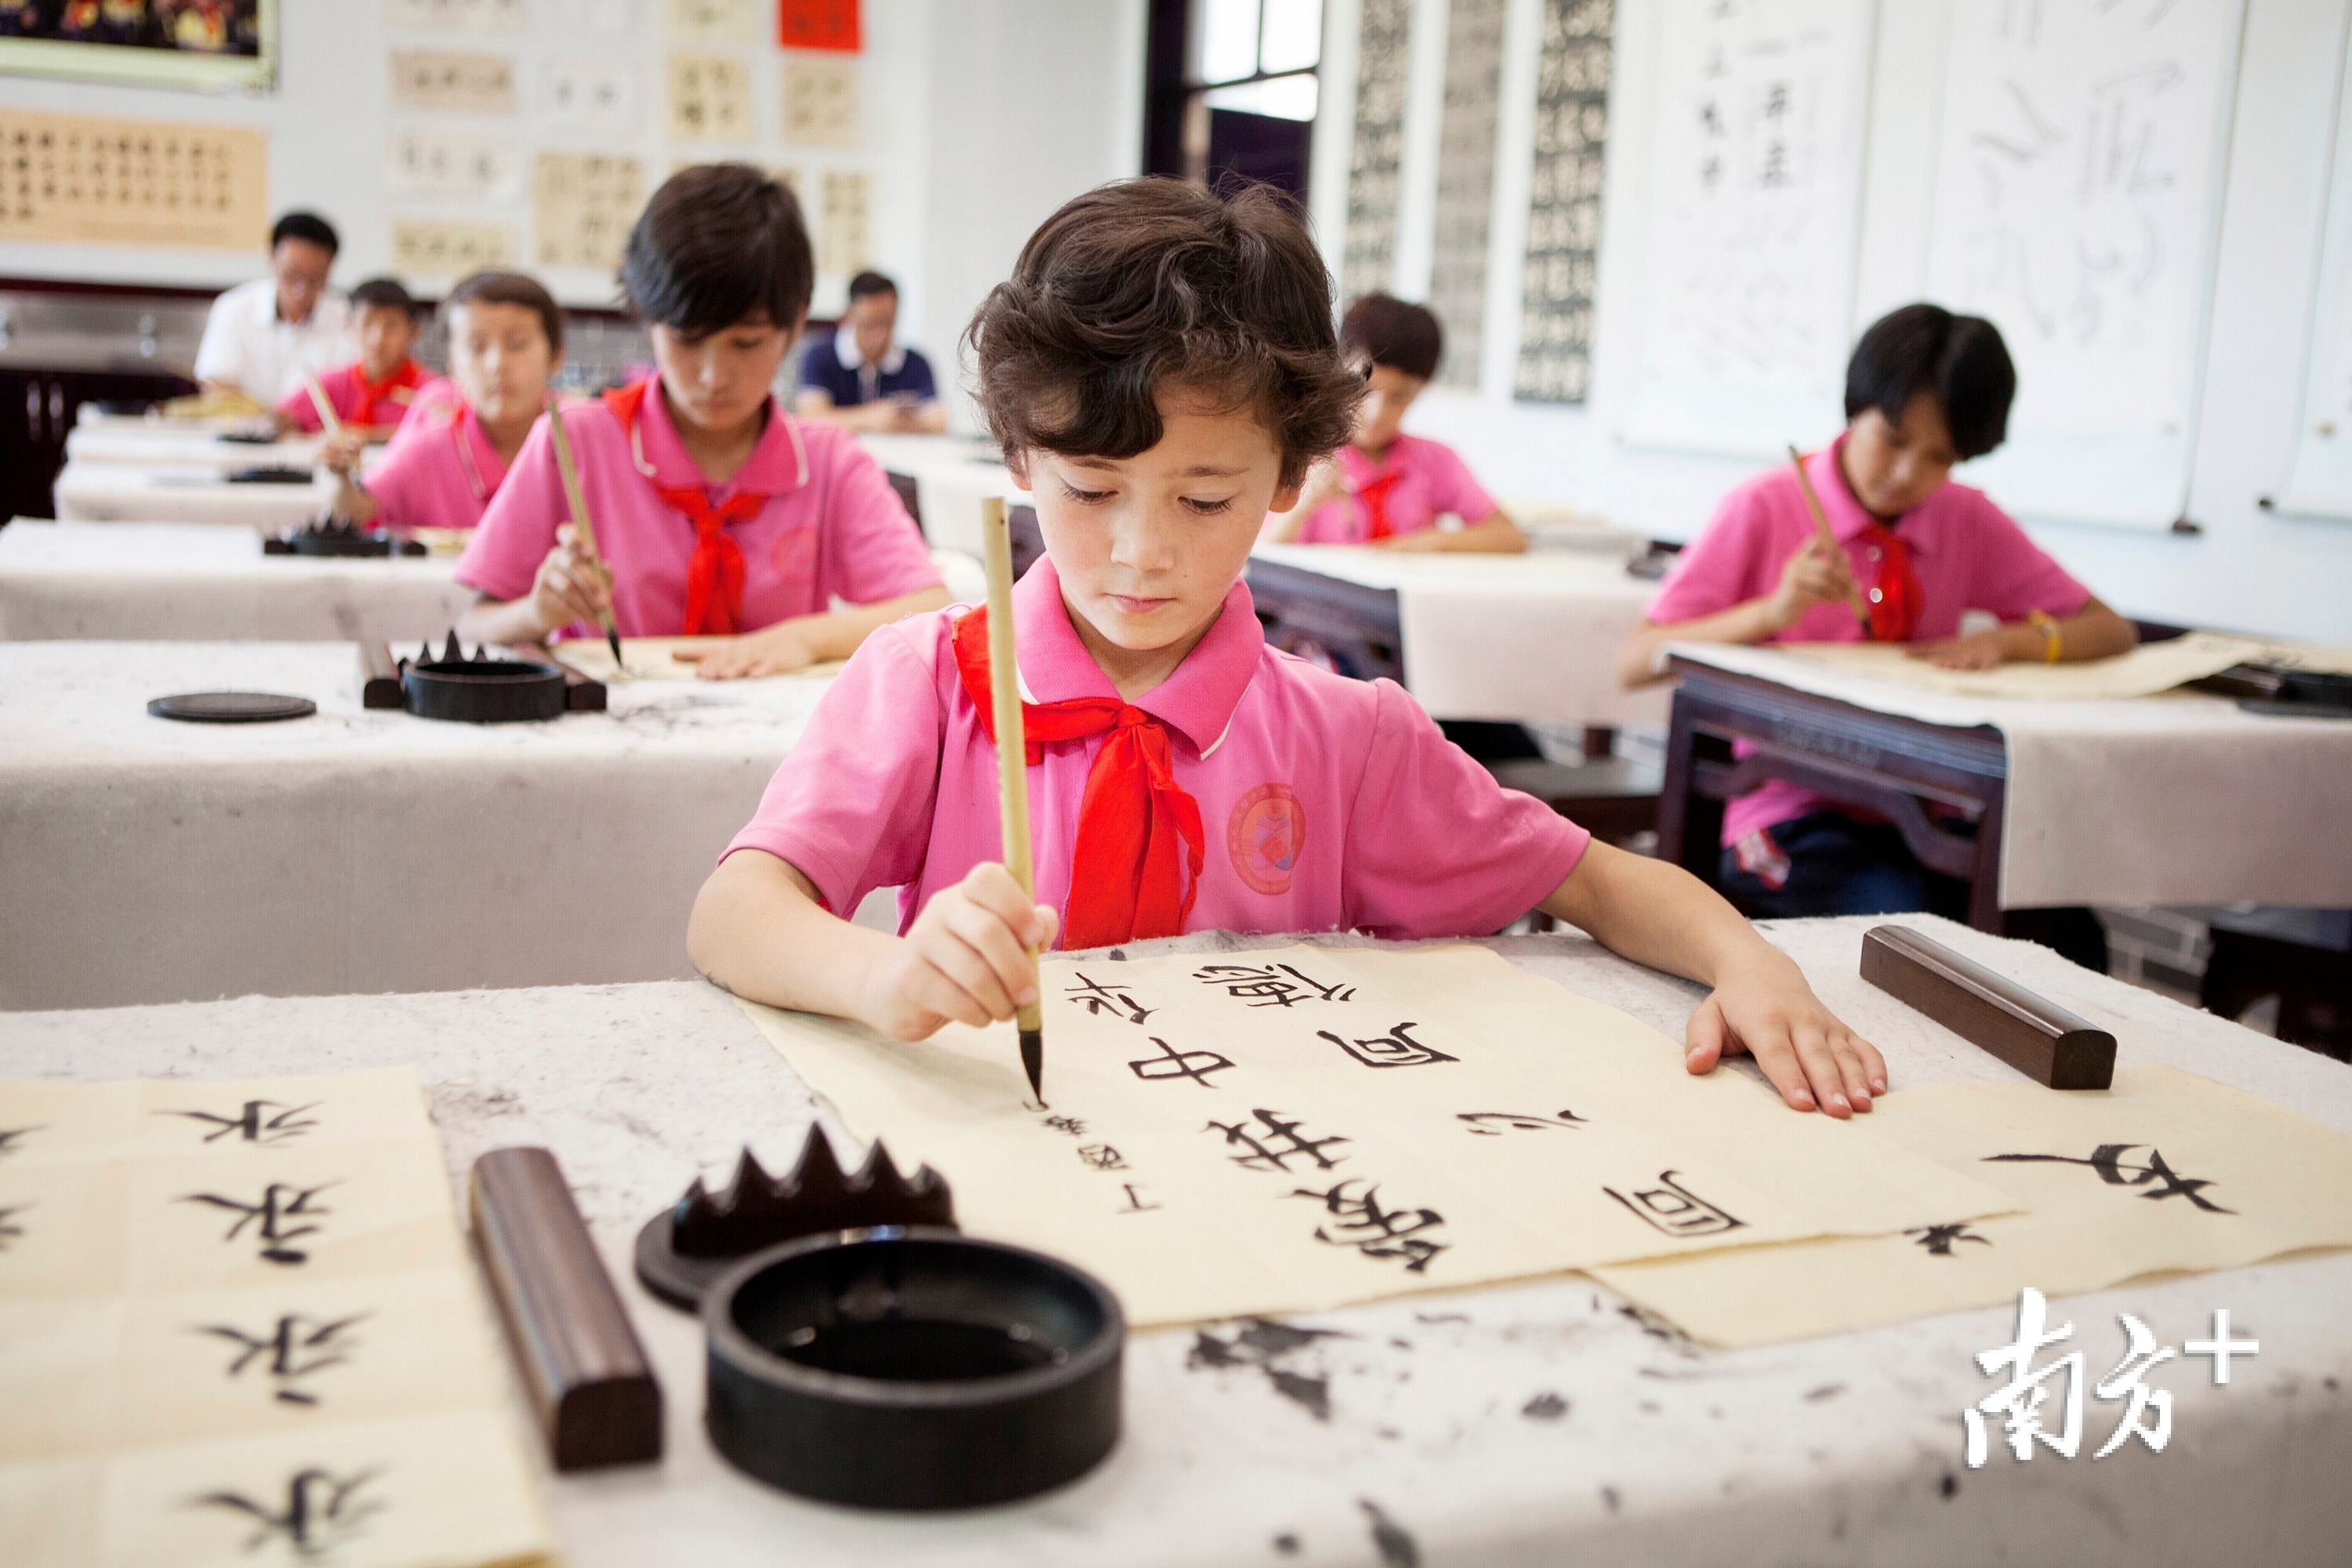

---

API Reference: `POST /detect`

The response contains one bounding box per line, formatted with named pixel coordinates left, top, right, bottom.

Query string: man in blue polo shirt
left=793, top=270, right=947, bottom=433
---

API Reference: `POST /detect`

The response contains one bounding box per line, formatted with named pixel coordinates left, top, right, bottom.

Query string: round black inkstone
left=703, top=1228, right=1123, bottom=1510
left=147, top=691, right=318, bottom=724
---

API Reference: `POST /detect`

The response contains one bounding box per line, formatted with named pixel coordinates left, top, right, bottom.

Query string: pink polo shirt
left=1648, top=435, right=2092, bottom=845
left=725, top=555, right=1589, bottom=942
left=360, top=391, right=509, bottom=531
left=275, top=358, right=427, bottom=433
left=1292, top=433, right=1499, bottom=544
left=454, top=383, right=939, bottom=637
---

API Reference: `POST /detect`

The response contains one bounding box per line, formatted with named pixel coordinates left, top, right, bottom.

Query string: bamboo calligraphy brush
left=980, top=495, right=1045, bottom=1105
left=544, top=393, right=626, bottom=672
left=1787, top=443, right=1872, bottom=634
left=299, top=367, right=345, bottom=441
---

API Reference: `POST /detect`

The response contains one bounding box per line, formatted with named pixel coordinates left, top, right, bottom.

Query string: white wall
left=0, top=0, right=1147, bottom=390
left=1324, top=0, right=2352, bottom=642
left=913, top=0, right=1148, bottom=430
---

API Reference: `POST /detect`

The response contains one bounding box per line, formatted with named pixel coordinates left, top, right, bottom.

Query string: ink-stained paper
left=550, top=635, right=843, bottom=682
left=819, top=168, right=870, bottom=276
left=666, top=0, right=759, bottom=42
left=387, top=50, right=517, bottom=114
left=1592, top=1065, right=2352, bottom=1348
left=543, top=56, right=639, bottom=132
left=1780, top=633, right=2271, bottom=702
left=0, top=109, right=268, bottom=252
left=532, top=151, right=646, bottom=270
left=666, top=53, right=755, bottom=143
left=740, top=944, right=2018, bottom=1327
left=781, top=52, right=860, bottom=147
left=383, top=0, right=527, bottom=34
left=0, top=1068, right=554, bottom=1568
left=391, top=219, right=516, bottom=280
left=385, top=130, right=523, bottom=205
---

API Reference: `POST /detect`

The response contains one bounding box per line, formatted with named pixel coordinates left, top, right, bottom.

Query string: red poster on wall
left=778, top=0, right=860, bottom=52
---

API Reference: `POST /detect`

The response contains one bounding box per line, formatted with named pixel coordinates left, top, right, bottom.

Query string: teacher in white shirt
left=193, top=211, right=352, bottom=408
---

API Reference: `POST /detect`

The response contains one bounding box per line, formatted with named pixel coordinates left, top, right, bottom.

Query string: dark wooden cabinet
left=0, top=367, right=197, bottom=521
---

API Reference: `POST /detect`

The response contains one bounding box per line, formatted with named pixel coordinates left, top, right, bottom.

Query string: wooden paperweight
left=470, top=1145, right=663, bottom=1471
left=1860, top=924, right=2117, bottom=1090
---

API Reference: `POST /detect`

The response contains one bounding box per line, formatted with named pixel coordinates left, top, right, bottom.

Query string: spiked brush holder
left=633, top=1126, right=956, bottom=1311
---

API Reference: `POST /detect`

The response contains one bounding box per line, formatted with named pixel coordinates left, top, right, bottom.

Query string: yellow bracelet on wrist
left=2027, top=609, right=2063, bottom=663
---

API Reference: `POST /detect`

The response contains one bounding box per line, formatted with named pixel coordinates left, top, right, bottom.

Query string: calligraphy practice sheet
left=391, top=220, right=515, bottom=281
left=665, top=55, right=755, bottom=142
left=742, top=945, right=2016, bottom=1327
left=550, top=635, right=843, bottom=682
left=387, top=50, right=518, bottom=114
left=781, top=53, right=861, bottom=147
left=0, top=109, right=268, bottom=252
left=0, top=1069, right=554, bottom=1568
left=1593, top=1065, right=2352, bottom=1348
left=532, top=152, right=646, bottom=270
left=1781, top=633, right=2273, bottom=702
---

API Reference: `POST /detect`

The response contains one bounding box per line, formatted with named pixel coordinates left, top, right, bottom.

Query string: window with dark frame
left=1145, top=0, right=1323, bottom=199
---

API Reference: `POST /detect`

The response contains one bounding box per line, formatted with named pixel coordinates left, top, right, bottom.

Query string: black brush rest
left=634, top=1125, right=954, bottom=1311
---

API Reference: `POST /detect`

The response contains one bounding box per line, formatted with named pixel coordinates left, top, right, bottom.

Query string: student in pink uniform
left=454, top=165, right=946, bottom=679
left=1264, top=294, right=1524, bottom=553
left=690, top=180, right=1888, bottom=1119
left=277, top=278, right=428, bottom=438
left=326, top=270, right=565, bottom=532
left=1617, top=304, right=2136, bottom=927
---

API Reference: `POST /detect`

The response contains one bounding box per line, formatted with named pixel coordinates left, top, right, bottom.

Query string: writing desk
left=1244, top=543, right=1671, bottom=730
left=1659, top=644, right=2352, bottom=924
left=62, top=423, right=329, bottom=474
left=4, top=915, right=2342, bottom=1565
left=0, top=640, right=835, bottom=1011
left=51, top=460, right=336, bottom=529
left=0, top=520, right=474, bottom=642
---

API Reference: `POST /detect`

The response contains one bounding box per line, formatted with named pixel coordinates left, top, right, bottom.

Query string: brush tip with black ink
left=1020, top=1028, right=1044, bottom=1106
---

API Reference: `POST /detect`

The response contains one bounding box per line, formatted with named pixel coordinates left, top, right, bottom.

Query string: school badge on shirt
left=1229, top=783, right=1303, bottom=895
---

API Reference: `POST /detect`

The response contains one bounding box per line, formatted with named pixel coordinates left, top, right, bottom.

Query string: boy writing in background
left=691, top=180, right=1884, bottom=1118
left=455, top=165, right=946, bottom=679
left=279, top=278, right=426, bottom=439
left=1616, top=304, right=2136, bottom=921
left=326, top=271, right=564, bottom=532
left=1264, top=294, right=1525, bottom=554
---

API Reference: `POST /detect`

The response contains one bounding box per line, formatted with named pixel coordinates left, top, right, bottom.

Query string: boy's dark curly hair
left=965, top=178, right=1360, bottom=488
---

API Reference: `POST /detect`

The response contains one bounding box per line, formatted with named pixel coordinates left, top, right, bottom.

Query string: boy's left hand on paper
left=1684, top=950, right=1886, bottom=1117
left=1907, top=627, right=2009, bottom=670
left=675, top=620, right=819, bottom=680
left=862, top=864, right=1059, bottom=1041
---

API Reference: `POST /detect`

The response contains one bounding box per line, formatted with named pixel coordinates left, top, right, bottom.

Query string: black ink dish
left=702, top=1227, right=1123, bottom=1509
left=401, top=637, right=568, bottom=724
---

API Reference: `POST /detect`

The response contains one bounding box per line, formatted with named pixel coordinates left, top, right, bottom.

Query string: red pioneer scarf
left=1355, top=466, right=1406, bottom=541
left=951, top=606, right=1205, bottom=949
left=602, top=376, right=766, bottom=635
left=1858, top=520, right=1924, bottom=644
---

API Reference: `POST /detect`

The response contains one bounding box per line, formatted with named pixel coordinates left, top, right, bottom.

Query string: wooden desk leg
left=1965, top=776, right=2006, bottom=933
left=1657, top=692, right=1712, bottom=879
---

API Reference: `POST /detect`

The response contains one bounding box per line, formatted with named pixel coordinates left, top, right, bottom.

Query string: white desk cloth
left=52, top=461, right=335, bottom=529
left=0, top=521, right=983, bottom=647
left=1250, top=541, right=1672, bottom=728
left=1, top=916, right=2344, bottom=1567
left=1668, top=642, right=2352, bottom=911
left=0, top=521, right=476, bottom=643
left=62, top=423, right=328, bottom=473
left=0, top=641, right=830, bottom=1011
